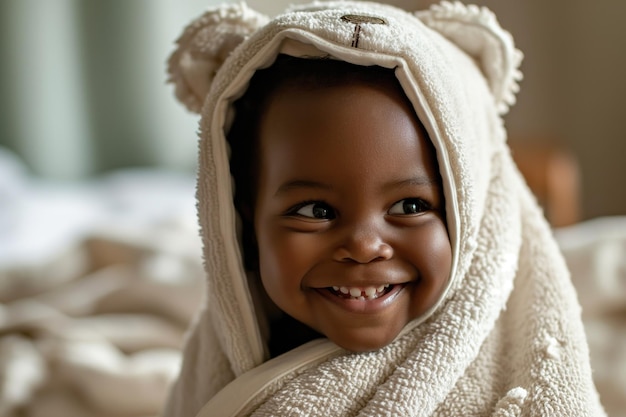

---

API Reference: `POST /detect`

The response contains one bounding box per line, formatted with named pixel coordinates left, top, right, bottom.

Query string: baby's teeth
left=333, top=285, right=392, bottom=299
left=364, top=287, right=377, bottom=297
left=349, top=288, right=362, bottom=297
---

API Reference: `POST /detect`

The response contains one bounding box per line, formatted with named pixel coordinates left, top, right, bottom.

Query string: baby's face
left=254, top=80, right=452, bottom=352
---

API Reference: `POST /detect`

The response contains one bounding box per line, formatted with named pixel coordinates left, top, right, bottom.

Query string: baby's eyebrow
left=274, top=176, right=438, bottom=197
left=384, top=176, right=439, bottom=189
left=275, top=180, right=333, bottom=196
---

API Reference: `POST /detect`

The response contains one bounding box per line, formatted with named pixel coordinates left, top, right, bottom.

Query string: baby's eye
left=291, top=202, right=336, bottom=220
left=388, top=198, right=431, bottom=215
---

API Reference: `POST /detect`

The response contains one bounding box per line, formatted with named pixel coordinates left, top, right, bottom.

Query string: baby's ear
left=167, top=3, right=269, bottom=113
left=417, top=1, right=523, bottom=115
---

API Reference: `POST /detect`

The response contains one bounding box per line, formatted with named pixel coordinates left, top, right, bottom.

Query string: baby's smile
left=313, top=283, right=410, bottom=316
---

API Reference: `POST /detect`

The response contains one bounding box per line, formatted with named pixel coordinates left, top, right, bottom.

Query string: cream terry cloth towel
left=164, top=2, right=605, bottom=416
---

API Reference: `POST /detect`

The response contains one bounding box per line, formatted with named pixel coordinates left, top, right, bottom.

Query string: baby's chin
left=323, top=324, right=406, bottom=353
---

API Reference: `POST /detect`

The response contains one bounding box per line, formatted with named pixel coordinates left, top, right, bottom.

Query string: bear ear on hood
left=417, top=1, right=523, bottom=115
left=167, top=3, right=269, bottom=114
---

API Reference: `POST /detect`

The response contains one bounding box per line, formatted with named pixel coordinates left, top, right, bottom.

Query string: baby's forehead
left=263, top=74, right=420, bottom=126
left=256, top=78, right=439, bottom=178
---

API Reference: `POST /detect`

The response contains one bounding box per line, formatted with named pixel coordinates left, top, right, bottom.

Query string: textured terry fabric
left=164, top=2, right=605, bottom=416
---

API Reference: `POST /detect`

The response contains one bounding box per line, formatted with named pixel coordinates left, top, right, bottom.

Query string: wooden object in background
left=509, top=141, right=581, bottom=227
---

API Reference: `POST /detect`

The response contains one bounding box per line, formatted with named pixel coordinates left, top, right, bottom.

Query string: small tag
left=340, top=15, right=386, bottom=25
left=340, top=14, right=386, bottom=48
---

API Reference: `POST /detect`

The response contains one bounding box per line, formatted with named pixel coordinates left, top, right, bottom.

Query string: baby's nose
left=332, top=222, right=393, bottom=264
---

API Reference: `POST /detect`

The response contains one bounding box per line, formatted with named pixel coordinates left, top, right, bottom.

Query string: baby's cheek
left=257, top=232, right=308, bottom=294
left=429, top=227, right=453, bottom=273
left=413, top=216, right=451, bottom=266
left=408, top=221, right=452, bottom=314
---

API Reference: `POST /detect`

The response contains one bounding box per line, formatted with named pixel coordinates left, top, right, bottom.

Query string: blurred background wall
left=470, top=0, right=626, bottom=220
left=0, top=0, right=624, bottom=219
left=0, top=0, right=209, bottom=178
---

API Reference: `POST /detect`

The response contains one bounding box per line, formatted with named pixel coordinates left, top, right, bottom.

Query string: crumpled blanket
left=0, top=165, right=204, bottom=417
left=163, top=1, right=605, bottom=416
left=555, top=217, right=626, bottom=417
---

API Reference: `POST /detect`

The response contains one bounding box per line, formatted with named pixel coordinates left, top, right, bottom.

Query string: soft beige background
left=247, top=0, right=626, bottom=219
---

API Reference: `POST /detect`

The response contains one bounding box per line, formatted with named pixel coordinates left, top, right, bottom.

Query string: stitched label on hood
left=340, top=14, right=386, bottom=48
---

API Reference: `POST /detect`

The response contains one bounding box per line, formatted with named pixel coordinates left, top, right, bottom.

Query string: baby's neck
left=268, top=313, right=323, bottom=358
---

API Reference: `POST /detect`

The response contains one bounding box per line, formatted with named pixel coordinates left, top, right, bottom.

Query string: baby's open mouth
left=328, top=284, right=393, bottom=300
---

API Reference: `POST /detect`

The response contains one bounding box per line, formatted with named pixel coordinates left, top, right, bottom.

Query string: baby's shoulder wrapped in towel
left=164, top=2, right=606, bottom=416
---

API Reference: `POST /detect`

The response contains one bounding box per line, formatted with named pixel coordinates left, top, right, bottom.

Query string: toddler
left=164, top=2, right=605, bottom=416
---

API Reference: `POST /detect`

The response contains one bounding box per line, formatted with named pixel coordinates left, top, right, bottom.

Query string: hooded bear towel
left=164, top=2, right=605, bottom=416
